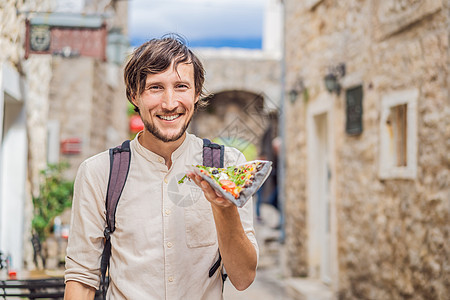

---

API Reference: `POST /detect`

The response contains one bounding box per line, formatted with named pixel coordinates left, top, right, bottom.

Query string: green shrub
left=32, top=162, right=74, bottom=241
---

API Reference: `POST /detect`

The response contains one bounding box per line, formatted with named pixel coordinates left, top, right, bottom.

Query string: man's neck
left=138, top=131, right=186, bottom=169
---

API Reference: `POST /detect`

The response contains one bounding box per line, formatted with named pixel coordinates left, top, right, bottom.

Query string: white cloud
left=129, top=0, right=265, bottom=42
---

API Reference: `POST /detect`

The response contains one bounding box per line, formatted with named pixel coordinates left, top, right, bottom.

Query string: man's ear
left=194, top=94, right=200, bottom=104
left=131, top=94, right=139, bottom=108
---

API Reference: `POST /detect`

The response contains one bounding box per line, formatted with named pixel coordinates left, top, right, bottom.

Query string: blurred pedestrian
left=64, top=35, right=258, bottom=299
left=256, top=112, right=279, bottom=224
left=268, top=136, right=281, bottom=229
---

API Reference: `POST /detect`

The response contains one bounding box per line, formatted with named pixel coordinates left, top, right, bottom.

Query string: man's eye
left=176, top=84, right=188, bottom=89
left=148, top=86, right=161, bottom=90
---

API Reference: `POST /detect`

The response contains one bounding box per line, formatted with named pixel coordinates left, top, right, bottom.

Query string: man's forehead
left=145, top=62, right=194, bottom=82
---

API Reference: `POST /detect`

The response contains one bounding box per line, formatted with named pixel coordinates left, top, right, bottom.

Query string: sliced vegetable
left=179, top=161, right=264, bottom=199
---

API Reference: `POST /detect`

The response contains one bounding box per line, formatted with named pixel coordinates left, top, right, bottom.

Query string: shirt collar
left=171, top=132, right=191, bottom=162
left=131, top=131, right=192, bottom=164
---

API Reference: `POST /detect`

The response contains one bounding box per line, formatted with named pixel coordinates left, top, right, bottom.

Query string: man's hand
left=188, top=173, right=234, bottom=208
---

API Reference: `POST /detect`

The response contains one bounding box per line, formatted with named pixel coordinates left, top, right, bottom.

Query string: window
left=379, top=89, right=418, bottom=179
left=387, top=103, right=407, bottom=167
left=345, top=85, right=363, bottom=135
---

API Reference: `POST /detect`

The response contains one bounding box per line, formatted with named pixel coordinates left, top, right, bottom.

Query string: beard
left=143, top=116, right=192, bottom=143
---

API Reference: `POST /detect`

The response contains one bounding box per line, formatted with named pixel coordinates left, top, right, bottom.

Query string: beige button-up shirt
left=65, top=132, right=258, bottom=299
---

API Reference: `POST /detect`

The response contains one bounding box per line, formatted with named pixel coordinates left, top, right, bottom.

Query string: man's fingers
left=187, top=174, right=202, bottom=186
left=186, top=174, right=234, bottom=207
left=200, top=180, right=217, bottom=199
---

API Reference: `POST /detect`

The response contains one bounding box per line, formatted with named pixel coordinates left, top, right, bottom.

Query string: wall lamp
left=324, top=63, right=346, bottom=94
left=288, top=77, right=305, bottom=104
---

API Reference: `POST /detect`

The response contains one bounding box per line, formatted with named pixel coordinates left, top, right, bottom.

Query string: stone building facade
left=47, top=0, right=129, bottom=180
left=0, top=0, right=53, bottom=272
left=283, top=0, right=449, bottom=299
left=0, top=0, right=129, bottom=271
left=36, top=0, right=129, bottom=269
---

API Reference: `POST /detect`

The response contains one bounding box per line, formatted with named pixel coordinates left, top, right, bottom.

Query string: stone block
left=374, top=0, right=443, bottom=40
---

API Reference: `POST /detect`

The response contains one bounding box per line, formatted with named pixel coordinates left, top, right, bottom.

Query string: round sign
left=30, top=25, right=51, bottom=52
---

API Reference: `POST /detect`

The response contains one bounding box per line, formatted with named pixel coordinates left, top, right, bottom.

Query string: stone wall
left=192, top=91, right=268, bottom=149
left=197, top=49, right=282, bottom=111
left=48, top=57, right=128, bottom=179
left=48, top=57, right=95, bottom=179
left=190, top=49, right=282, bottom=159
left=23, top=55, right=53, bottom=269
left=91, top=60, right=128, bottom=154
left=284, top=0, right=449, bottom=299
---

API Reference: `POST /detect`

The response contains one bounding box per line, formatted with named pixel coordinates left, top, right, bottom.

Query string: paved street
left=223, top=204, right=293, bottom=300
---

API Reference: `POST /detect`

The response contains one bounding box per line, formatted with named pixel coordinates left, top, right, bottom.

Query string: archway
left=190, top=90, right=276, bottom=161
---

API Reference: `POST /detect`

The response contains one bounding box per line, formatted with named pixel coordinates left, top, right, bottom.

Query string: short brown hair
left=124, top=34, right=207, bottom=112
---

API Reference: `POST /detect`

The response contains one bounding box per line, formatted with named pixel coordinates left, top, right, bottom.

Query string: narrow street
left=223, top=204, right=293, bottom=300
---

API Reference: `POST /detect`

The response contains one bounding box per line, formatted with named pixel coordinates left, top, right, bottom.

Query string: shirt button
left=167, top=242, right=173, bottom=248
left=168, top=276, right=174, bottom=282
left=158, top=158, right=164, bottom=163
left=165, top=209, right=171, bottom=216
left=164, top=177, right=168, bottom=184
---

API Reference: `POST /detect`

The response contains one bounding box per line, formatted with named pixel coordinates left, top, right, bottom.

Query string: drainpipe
left=278, top=0, right=286, bottom=243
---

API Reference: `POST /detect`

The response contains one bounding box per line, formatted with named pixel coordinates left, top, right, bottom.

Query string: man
left=64, top=36, right=258, bottom=299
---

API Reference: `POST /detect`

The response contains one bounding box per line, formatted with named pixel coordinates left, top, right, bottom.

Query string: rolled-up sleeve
left=64, top=154, right=108, bottom=289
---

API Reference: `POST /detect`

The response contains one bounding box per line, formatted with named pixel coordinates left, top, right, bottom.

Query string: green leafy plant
left=32, top=162, right=74, bottom=241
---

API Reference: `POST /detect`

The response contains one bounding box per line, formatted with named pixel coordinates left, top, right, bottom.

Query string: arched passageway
left=190, top=90, right=277, bottom=161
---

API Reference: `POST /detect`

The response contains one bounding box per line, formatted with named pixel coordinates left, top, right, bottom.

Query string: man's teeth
left=159, top=114, right=179, bottom=121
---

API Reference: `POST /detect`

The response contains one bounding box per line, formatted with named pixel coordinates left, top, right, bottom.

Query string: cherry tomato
left=219, top=180, right=238, bottom=197
left=219, top=180, right=236, bottom=189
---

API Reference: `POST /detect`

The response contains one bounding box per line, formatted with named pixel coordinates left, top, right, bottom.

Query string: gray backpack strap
left=203, top=139, right=227, bottom=284
left=202, top=138, right=224, bottom=168
left=105, top=140, right=131, bottom=231
left=101, top=140, right=131, bottom=299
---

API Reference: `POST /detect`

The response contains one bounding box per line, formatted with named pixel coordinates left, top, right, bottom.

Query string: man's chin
left=159, top=132, right=186, bottom=143
left=145, top=126, right=186, bottom=143
left=144, top=118, right=191, bottom=143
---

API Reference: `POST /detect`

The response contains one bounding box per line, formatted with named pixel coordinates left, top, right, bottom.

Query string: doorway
left=0, top=66, right=27, bottom=271
left=307, top=96, right=336, bottom=286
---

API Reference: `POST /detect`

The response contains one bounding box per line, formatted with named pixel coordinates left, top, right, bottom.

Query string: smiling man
left=64, top=35, right=258, bottom=299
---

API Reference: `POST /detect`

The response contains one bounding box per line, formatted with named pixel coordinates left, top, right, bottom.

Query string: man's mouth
left=158, top=114, right=181, bottom=121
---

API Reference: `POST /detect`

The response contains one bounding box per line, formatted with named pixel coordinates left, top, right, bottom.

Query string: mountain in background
left=130, top=37, right=262, bottom=49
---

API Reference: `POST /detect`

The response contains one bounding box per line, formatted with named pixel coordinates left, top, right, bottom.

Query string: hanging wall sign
left=61, top=138, right=82, bottom=154
left=25, top=14, right=106, bottom=60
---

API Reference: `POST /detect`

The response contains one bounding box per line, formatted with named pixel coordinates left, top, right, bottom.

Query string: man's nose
left=161, top=88, right=177, bottom=110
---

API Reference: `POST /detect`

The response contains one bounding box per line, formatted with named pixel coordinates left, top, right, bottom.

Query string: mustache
left=156, top=108, right=186, bottom=115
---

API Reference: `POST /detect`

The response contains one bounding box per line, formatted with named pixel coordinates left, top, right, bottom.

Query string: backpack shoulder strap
left=100, top=140, right=131, bottom=299
left=202, top=138, right=224, bottom=168
left=203, top=139, right=227, bottom=284
left=105, top=140, right=131, bottom=232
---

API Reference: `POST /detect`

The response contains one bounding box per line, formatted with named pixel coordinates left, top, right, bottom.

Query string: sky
left=128, top=0, right=265, bottom=49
